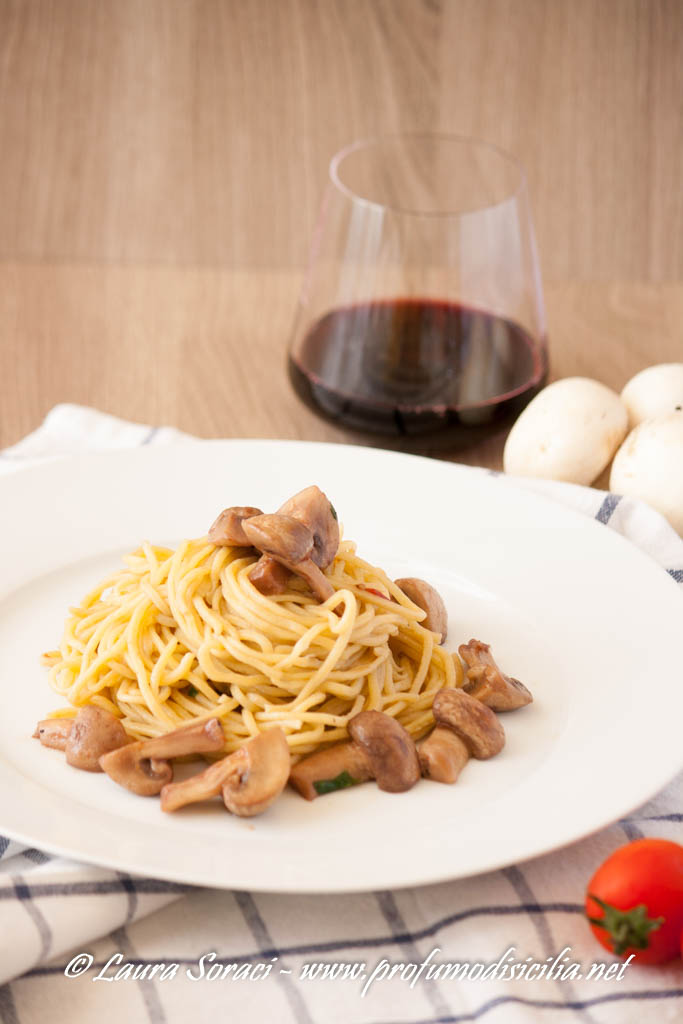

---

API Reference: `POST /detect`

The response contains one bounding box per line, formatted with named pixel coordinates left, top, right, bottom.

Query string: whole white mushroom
left=620, top=363, right=683, bottom=429
left=609, top=412, right=683, bottom=536
left=503, top=377, right=628, bottom=485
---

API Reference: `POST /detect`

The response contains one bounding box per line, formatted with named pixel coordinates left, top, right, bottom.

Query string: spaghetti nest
left=42, top=537, right=460, bottom=757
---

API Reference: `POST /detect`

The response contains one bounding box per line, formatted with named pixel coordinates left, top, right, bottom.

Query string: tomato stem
left=587, top=893, right=665, bottom=956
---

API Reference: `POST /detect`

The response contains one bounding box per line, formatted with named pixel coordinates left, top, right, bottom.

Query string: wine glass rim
left=329, top=132, right=528, bottom=217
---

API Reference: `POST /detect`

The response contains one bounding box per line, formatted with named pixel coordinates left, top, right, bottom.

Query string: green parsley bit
left=187, top=685, right=199, bottom=698
left=313, top=770, right=358, bottom=795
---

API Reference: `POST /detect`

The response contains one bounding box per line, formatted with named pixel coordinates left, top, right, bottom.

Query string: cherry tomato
left=359, top=586, right=388, bottom=600
left=585, top=839, right=683, bottom=964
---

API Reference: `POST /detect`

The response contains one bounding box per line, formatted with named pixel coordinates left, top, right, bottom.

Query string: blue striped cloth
left=1, top=405, right=682, bottom=1024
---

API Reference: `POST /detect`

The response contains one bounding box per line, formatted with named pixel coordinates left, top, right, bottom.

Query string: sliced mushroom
left=277, top=486, right=340, bottom=568
left=249, top=554, right=292, bottom=595
left=208, top=506, right=263, bottom=546
left=160, top=727, right=290, bottom=817
left=458, top=640, right=533, bottom=711
left=417, top=727, right=469, bottom=784
left=291, top=711, right=420, bottom=799
left=160, top=748, right=243, bottom=811
left=244, top=514, right=314, bottom=562
left=99, top=717, right=225, bottom=796
left=33, top=718, right=73, bottom=751
left=243, top=513, right=334, bottom=602
left=436, top=687, right=505, bottom=758
left=348, top=711, right=421, bottom=792
left=395, top=578, right=448, bottom=641
left=65, top=706, right=129, bottom=772
left=417, top=687, right=505, bottom=784
left=288, top=740, right=374, bottom=801
left=222, top=728, right=290, bottom=817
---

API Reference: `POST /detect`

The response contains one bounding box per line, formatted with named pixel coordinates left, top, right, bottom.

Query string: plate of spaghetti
left=0, top=440, right=681, bottom=892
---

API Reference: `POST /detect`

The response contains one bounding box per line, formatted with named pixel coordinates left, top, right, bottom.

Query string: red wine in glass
left=289, top=135, right=548, bottom=447
left=289, top=298, right=548, bottom=443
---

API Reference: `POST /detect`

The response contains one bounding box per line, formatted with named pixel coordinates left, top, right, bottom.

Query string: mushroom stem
left=222, top=729, right=290, bottom=817
left=161, top=728, right=290, bottom=817
left=289, top=742, right=373, bottom=801
left=160, top=751, right=244, bottom=812
left=33, top=718, right=73, bottom=751
left=418, top=727, right=469, bottom=784
left=99, top=717, right=225, bottom=796
left=243, top=514, right=335, bottom=602
left=276, top=556, right=334, bottom=602
left=417, top=686, right=506, bottom=785
left=459, top=640, right=533, bottom=711
left=129, top=718, right=225, bottom=760
left=290, top=711, right=421, bottom=799
left=249, top=555, right=292, bottom=595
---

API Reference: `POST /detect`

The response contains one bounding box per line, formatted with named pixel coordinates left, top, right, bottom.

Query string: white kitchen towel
left=1, top=404, right=682, bottom=1024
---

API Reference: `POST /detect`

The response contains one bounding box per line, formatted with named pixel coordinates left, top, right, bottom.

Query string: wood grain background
left=0, top=0, right=681, bottom=454
left=1, top=0, right=681, bottom=278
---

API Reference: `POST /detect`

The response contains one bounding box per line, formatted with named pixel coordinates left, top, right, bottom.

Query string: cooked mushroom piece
left=249, top=554, right=292, bottom=595
left=288, top=740, right=374, bottom=801
left=33, top=718, right=73, bottom=751
left=458, top=639, right=533, bottom=711
left=290, top=711, right=420, bottom=800
left=160, top=748, right=242, bottom=811
left=243, top=513, right=334, bottom=602
left=348, top=711, right=421, bottom=793
left=418, top=687, right=505, bottom=784
left=244, top=514, right=314, bottom=562
left=417, top=727, right=469, bottom=784
left=208, top=506, right=263, bottom=546
left=160, top=727, right=290, bottom=816
left=395, top=578, right=448, bottom=641
left=222, top=728, right=290, bottom=817
left=277, top=486, right=340, bottom=568
left=65, top=706, right=129, bottom=771
left=99, top=717, right=225, bottom=796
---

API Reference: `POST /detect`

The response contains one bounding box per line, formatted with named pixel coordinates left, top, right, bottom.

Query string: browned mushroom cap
left=288, top=740, right=373, bottom=801
left=277, top=486, right=340, bottom=568
left=99, top=718, right=225, bottom=796
left=395, top=578, right=448, bottom=641
left=249, top=555, right=292, bottom=595
left=243, top=514, right=314, bottom=563
left=432, top=688, right=505, bottom=759
left=417, top=727, right=469, bottom=784
left=160, top=727, right=290, bottom=816
left=459, top=640, right=533, bottom=711
left=222, top=728, right=290, bottom=817
left=33, top=718, right=73, bottom=751
left=243, top=513, right=334, bottom=602
left=347, top=711, right=421, bottom=793
left=209, top=506, right=263, bottom=546
left=65, top=706, right=129, bottom=772
left=99, top=748, right=172, bottom=796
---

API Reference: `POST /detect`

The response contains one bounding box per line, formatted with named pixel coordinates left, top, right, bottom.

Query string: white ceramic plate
left=1, top=440, right=681, bottom=893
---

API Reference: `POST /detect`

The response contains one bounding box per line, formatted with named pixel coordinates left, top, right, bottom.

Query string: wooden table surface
left=1, top=0, right=682, bottom=468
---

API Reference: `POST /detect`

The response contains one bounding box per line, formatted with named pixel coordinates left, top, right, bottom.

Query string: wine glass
left=288, top=133, right=548, bottom=447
